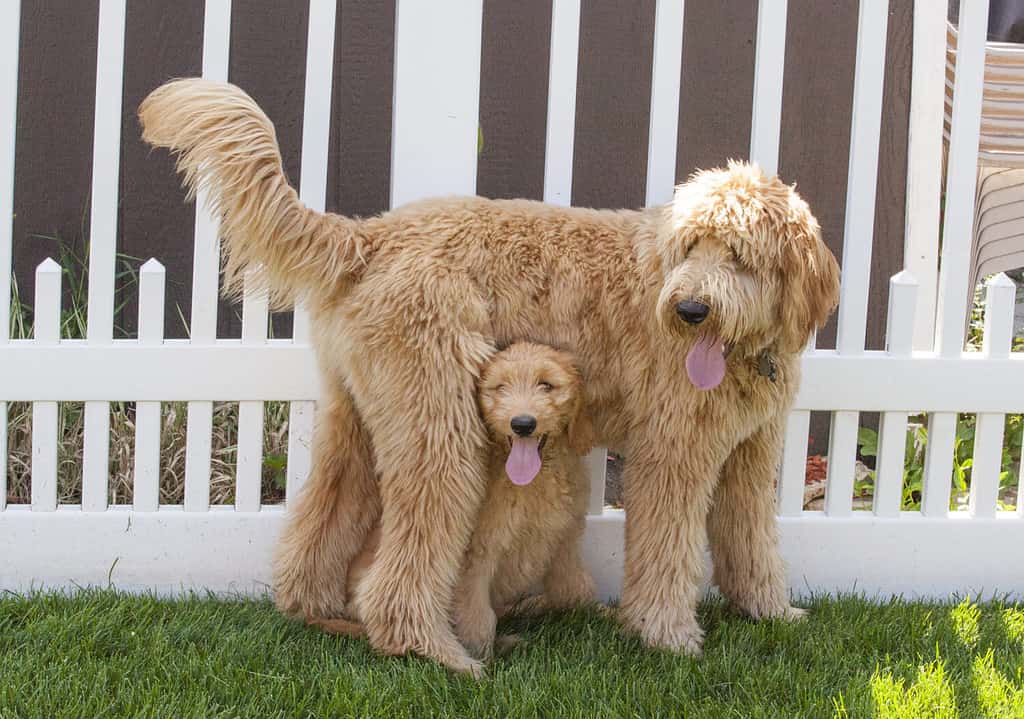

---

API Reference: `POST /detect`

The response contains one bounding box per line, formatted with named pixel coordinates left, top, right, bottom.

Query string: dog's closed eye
left=538, top=381, right=554, bottom=392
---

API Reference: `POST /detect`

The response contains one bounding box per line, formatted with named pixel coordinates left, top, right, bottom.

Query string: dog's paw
left=779, top=605, right=808, bottom=622
left=642, top=621, right=704, bottom=658
left=624, top=614, right=704, bottom=657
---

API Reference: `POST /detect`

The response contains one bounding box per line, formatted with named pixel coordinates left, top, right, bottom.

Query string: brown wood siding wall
left=10, top=0, right=912, bottom=359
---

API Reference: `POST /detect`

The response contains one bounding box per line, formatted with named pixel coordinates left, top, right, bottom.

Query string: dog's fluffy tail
left=139, top=78, right=368, bottom=307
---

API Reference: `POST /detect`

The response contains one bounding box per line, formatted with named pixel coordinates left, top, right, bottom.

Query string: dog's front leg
left=618, top=440, right=723, bottom=657
left=453, top=555, right=498, bottom=661
left=707, top=420, right=806, bottom=621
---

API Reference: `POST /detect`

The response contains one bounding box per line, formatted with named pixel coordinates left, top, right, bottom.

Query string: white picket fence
left=2, top=0, right=1023, bottom=601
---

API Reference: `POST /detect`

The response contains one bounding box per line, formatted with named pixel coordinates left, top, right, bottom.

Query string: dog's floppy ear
left=778, top=196, right=840, bottom=354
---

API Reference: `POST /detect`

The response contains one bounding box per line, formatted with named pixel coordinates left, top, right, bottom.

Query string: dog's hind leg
left=349, top=336, right=493, bottom=677
left=707, top=421, right=806, bottom=621
left=273, top=381, right=380, bottom=621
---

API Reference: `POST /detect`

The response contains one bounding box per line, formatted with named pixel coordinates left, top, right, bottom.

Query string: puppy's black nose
left=510, top=415, right=537, bottom=437
left=676, top=300, right=710, bottom=325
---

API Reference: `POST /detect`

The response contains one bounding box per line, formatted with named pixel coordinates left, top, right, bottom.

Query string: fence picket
left=644, top=0, right=684, bottom=206
left=185, top=402, right=213, bottom=511
left=184, top=0, right=232, bottom=512
left=543, top=0, right=581, bottom=206
left=390, top=0, right=483, bottom=207
left=825, top=410, right=860, bottom=516
left=874, top=271, right=918, bottom=517
left=82, top=0, right=127, bottom=513
left=970, top=274, right=1015, bottom=517
left=285, top=0, right=337, bottom=504
left=133, top=260, right=164, bottom=512
left=749, top=0, right=787, bottom=174
left=935, top=0, right=989, bottom=357
left=237, top=274, right=268, bottom=511
left=778, top=410, right=810, bottom=516
left=0, top=0, right=20, bottom=511
left=921, top=412, right=956, bottom=517
left=835, top=0, right=889, bottom=354
left=903, top=1, right=946, bottom=351
left=31, top=260, right=61, bottom=511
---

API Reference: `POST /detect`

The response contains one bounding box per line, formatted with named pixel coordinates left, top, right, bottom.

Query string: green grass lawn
left=1, top=591, right=1022, bottom=718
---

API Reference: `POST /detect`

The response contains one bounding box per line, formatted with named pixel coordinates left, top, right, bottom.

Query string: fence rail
left=2, top=0, right=1023, bottom=601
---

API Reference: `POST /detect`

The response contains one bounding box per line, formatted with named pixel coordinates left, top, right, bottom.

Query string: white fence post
left=82, top=0, right=127, bottom=513
left=185, top=0, right=232, bottom=513
left=0, top=0, right=20, bottom=511
left=644, top=0, right=684, bottom=206
left=390, top=0, right=483, bottom=206
left=543, top=0, right=581, bottom=206
left=969, top=273, right=1015, bottom=518
left=934, top=0, right=989, bottom=358
left=903, top=1, right=946, bottom=351
left=285, top=0, right=338, bottom=504
left=823, top=0, right=889, bottom=519
left=835, top=0, right=889, bottom=355
left=133, top=259, right=165, bottom=512
left=749, top=0, right=787, bottom=175
left=31, top=259, right=61, bottom=511
left=873, top=271, right=918, bottom=518
left=922, top=0, right=989, bottom=519
left=237, top=272, right=268, bottom=512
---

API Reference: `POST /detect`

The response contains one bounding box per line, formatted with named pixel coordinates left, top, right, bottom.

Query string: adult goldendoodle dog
left=140, top=79, right=840, bottom=674
left=315, top=342, right=597, bottom=669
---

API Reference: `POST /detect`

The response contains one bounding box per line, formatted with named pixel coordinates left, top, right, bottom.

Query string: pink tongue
left=685, top=336, right=726, bottom=390
left=506, top=437, right=542, bottom=486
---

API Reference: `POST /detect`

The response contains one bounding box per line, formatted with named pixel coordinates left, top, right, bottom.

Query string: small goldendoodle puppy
left=140, top=79, right=840, bottom=675
left=314, top=342, right=597, bottom=667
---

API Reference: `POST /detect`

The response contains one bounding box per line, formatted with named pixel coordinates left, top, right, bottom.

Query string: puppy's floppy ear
left=566, top=369, right=595, bottom=455
left=778, top=195, right=840, bottom=354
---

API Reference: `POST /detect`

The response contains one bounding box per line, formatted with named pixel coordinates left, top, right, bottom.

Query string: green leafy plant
left=856, top=413, right=1020, bottom=511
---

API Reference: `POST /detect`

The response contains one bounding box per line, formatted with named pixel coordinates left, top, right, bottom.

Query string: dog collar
left=757, top=352, right=777, bottom=382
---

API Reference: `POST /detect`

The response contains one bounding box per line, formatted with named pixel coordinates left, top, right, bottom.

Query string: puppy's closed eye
left=538, top=381, right=554, bottom=392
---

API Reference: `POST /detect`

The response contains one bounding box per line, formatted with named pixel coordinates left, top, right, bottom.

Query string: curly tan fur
left=139, top=79, right=840, bottom=670
left=327, top=343, right=597, bottom=671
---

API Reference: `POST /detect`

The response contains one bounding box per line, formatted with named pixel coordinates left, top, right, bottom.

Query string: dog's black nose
left=510, top=415, right=537, bottom=437
left=676, top=300, right=710, bottom=324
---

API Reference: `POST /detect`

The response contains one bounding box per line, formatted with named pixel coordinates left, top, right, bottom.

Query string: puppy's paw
left=448, top=654, right=486, bottom=679
left=494, top=633, right=524, bottom=655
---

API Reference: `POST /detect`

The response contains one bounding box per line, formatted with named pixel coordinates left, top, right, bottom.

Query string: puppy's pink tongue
left=686, top=336, right=726, bottom=390
left=506, top=437, right=541, bottom=486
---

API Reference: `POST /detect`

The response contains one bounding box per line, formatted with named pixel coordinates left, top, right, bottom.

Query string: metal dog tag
left=758, top=353, right=777, bottom=382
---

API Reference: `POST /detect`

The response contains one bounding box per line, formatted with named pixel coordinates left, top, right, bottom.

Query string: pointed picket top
left=886, top=270, right=919, bottom=357
left=140, top=257, right=165, bottom=275
left=982, top=272, right=1015, bottom=359
left=35, top=257, right=61, bottom=275
left=34, top=258, right=62, bottom=345
left=138, top=257, right=165, bottom=345
left=890, top=269, right=918, bottom=286
left=986, top=271, right=1016, bottom=289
